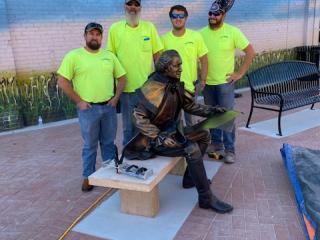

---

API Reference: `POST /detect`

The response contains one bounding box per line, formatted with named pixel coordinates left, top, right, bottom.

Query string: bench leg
left=170, top=157, right=186, bottom=176
left=277, top=110, right=283, bottom=136
left=120, top=186, right=159, bottom=217
left=311, top=103, right=315, bottom=110
left=246, top=104, right=254, bottom=128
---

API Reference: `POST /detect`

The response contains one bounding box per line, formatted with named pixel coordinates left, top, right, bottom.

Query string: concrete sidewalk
left=1, top=90, right=317, bottom=240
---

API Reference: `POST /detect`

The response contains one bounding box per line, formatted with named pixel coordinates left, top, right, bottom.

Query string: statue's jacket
left=123, top=72, right=213, bottom=160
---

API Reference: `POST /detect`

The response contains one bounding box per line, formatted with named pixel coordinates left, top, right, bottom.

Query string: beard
left=86, top=40, right=101, bottom=51
left=208, top=18, right=223, bottom=29
left=125, top=11, right=141, bottom=26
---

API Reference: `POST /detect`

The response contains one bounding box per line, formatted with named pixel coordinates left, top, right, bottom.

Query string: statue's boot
left=185, top=143, right=233, bottom=214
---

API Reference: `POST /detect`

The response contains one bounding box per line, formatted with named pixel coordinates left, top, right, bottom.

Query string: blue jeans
left=120, top=92, right=139, bottom=146
left=78, top=105, right=117, bottom=178
left=203, top=83, right=235, bottom=152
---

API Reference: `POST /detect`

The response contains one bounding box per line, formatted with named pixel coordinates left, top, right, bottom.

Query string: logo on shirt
left=220, top=35, right=229, bottom=39
left=143, top=36, right=150, bottom=41
left=184, top=41, right=194, bottom=45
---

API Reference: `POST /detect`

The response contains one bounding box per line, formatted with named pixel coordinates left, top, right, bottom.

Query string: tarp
left=281, top=144, right=320, bottom=240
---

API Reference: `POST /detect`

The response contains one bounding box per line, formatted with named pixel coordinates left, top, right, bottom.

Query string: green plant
left=0, top=76, right=23, bottom=130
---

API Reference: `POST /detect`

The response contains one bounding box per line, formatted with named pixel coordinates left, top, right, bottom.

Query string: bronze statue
left=124, top=50, right=233, bottom=213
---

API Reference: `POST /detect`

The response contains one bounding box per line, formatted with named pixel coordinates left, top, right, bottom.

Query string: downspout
left=312, top=0, right=318, bottom=45
left=303, top=0, right=310, bottom=45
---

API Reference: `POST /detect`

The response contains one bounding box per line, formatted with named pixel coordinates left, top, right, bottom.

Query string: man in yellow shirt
left=200, top=0, right=254, bottom=163
left=57, top=23, right=126, bottom=191
left=162, top=5, right=208, bottom=126
left=107, top=0, right=163, bottom=145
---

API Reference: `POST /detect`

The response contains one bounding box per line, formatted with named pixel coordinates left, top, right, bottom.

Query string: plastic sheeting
left=281, top=144, right=320, bottom=240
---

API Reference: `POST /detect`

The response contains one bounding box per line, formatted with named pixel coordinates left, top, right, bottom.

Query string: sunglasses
left=208, top=11, right=223, bottom=17
left=126, top=1, right=140, bottom=7
left=170, top=13, right=186, bottom=19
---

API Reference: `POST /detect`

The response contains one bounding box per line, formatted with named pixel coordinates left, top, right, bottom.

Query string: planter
left=63, top=107, right=77, bottom=119
left=0, top=109, right=23, bottom=131
left=42, top=109, right=65, bottom=123
left=22, top=111, right=38, bottom=126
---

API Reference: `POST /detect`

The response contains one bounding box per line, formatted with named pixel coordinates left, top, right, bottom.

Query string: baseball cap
left=125, top=0, right=141, bottom=5
left=84, top=22, right=103, bottom=34
left=209, top=0, right=235, bottom=15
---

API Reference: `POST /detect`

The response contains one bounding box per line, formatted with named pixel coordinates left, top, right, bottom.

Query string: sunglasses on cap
left=208, top=11, right=223, bottom=16
left=170, top=13, right=186, bottom=19
left=126, top=1, right=140, bottom=7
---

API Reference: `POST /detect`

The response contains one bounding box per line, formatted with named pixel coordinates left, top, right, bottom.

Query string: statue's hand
left=155, top=133, right=181, bottom=148
left=210, top=106, right=227, bottom=114
left=163, top=137, right=177, bottom=147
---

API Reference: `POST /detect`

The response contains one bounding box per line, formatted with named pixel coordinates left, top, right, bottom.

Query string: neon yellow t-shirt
left=57, top=48, right=126, bottom=103
left=161, top=29, right=208, bottom=93
left=107, top=20, right=163, bottom=92
left=200, top=23, right=249, bottom=85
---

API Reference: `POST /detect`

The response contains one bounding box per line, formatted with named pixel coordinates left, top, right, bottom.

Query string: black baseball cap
left=84, top=22, right=103, bottom=34
left=125, top=0, right=141, bottom=5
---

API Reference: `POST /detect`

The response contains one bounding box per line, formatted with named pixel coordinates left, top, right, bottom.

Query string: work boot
left=199, top=192, right=233, bottom=213
left=182, top=167, right=211, bottom=189
left=207, top=143, right=224, bottom=160
left=234, top=92, right=242, bottom=98
left=207, top=150, right=224, bottom=160
left=224, top=151, right=235, bottom=164
left=81, top=178, right=93, bottom=192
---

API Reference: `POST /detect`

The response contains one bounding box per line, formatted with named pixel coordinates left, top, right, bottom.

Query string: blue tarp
left=281, top=144, right=319, bottom=240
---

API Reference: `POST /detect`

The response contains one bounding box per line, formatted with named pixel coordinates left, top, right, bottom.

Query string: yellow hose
left=58, top=188, right=115, bottom=240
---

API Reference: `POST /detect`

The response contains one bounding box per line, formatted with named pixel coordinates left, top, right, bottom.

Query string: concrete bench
left=89, top=156, right=186, bottom=217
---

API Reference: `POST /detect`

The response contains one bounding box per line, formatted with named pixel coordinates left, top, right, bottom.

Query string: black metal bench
left=246, top=61, right=320, bottom=136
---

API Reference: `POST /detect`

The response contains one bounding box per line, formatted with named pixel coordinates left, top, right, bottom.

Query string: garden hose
left=58, top=188, right=115, bottom=240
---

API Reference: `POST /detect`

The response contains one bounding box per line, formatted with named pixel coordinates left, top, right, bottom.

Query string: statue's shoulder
left=137, top=75, right=166, bottom=112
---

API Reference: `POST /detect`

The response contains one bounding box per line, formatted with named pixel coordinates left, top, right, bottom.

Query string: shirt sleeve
left=196, top=33, right=209, bottom=58
left=234, top=28, right=250, bottom=50
left=112, top=54, right=126, bottom=79
left=57, top=52, right=75, bottom=81
left=150, top=23, right=164, bottom=54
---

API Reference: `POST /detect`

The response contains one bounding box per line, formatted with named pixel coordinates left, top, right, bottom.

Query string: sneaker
left=81, top=178, right=93, bottom=192
left=101, top=159, right=115, bottom=168
left=224, top=151, right=235, bottom=164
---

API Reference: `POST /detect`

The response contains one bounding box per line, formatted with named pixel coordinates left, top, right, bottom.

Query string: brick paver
left=1, top=90, right=317, bottom=239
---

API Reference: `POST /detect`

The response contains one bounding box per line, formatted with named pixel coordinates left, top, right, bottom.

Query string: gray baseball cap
left=84, top=22, right=103, bottom=34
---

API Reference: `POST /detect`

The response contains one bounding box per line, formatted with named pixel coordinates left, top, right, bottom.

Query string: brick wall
left=0, top=0, right=16, bottom=76
left=0, top=0, right=319, bottom=77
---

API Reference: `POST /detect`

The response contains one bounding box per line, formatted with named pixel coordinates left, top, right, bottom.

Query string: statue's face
left=165, top=56, right=182, bottom=80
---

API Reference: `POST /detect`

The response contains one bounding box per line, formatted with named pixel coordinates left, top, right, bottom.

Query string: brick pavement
left=0, top=90, right=318, bottom=240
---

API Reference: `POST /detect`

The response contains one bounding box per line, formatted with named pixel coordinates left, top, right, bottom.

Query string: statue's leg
left=182, top=129, right=210, bottom=188
left=185, top=129, right=210, bottom=156
left=184, top=142, right=233, bottom=213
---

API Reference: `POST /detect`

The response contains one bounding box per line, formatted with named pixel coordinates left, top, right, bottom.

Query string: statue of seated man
left=124, top=50, right=233, bottom=213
